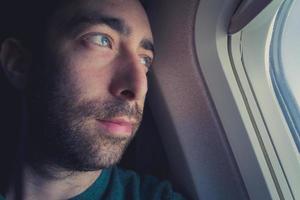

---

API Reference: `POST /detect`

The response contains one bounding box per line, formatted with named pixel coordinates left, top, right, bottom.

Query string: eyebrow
left=140, top=39, right=155, bottom=56
left=66, top=12, right=131, bottom=36
left=65, top=12, right=155, bottom=55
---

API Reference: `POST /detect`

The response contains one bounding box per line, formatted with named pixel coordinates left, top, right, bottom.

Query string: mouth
left=96, top=118, right=136, bottom=137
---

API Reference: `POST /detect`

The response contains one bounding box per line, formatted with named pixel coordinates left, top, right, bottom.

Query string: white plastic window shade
left=270, top=0, right=300, bottom=151
left=229, top=0, right=272, bottom=34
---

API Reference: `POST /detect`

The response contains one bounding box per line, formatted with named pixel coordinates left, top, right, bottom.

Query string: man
left=0, top=0, right=185, bottom=199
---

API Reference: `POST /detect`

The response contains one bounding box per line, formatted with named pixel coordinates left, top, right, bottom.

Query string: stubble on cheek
left=27, top=43, right=144, bottom=170
left=29, top=71, right=143, bottom=171
left=44, top=93, right=143, bottom=170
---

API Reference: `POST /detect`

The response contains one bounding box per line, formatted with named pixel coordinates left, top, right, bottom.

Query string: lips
left=96, top=118, right=135, bottom=136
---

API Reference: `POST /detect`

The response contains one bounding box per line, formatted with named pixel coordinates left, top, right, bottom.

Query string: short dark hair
left=0, top=0, right=147, bottom=50
left=0, top=0, right=63, bottom=51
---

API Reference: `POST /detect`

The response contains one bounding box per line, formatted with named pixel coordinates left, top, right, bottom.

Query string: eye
left=83, top=33, right=113, bottom=48
left=140, top=56, right=153, bottom=71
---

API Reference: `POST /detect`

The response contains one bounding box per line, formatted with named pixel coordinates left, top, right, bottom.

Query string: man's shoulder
left=110, top=166, right=186, bottom=200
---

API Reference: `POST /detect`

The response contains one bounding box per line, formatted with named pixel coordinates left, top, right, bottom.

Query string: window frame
left=195, top=0, right=300, bottom=199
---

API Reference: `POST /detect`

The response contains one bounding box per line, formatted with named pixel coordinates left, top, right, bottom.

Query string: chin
left=66, top=134, right=132, bottom=171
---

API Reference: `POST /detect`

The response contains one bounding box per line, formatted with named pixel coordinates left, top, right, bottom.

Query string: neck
left=6, top=163, right=101, bottom=200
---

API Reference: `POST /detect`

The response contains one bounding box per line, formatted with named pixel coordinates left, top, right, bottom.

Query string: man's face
left=28, top=0, right=153, bottom=171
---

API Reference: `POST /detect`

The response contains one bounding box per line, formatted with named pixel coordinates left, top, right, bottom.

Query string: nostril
left=121, top=90, right=135, bottom=99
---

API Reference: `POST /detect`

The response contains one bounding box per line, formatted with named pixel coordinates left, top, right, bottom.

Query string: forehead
left=50, top=0, right=153, bottom=40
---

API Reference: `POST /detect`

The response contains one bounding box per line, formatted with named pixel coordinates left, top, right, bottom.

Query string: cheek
left=63, top=49, right=115, bottom=101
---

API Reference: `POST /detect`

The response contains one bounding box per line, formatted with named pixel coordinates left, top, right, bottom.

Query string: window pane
left=270, top=0, right=300, bottom=151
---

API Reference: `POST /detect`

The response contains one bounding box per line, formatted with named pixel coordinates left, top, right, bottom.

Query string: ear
left=0, top=38, right=31, bottom=90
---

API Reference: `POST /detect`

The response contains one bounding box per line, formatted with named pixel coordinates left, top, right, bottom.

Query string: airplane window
left=196, top=0, right=300, bottom=198
left=270, top=0, right=300, bottom=151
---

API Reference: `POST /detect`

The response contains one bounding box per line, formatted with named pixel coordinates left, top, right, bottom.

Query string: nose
left=109, top=52, right=148, bottom=102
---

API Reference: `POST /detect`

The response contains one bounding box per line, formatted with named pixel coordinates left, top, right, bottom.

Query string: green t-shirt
left=0, top=166, right=186, bottom=200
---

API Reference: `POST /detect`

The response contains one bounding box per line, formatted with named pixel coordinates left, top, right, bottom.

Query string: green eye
left=84, top=33, right=112, bottom=48
left=140, top=56, right=153, bottom=70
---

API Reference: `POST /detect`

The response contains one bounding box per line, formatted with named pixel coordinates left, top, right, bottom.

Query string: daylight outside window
left=270, top=0, right=300, bottom=151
